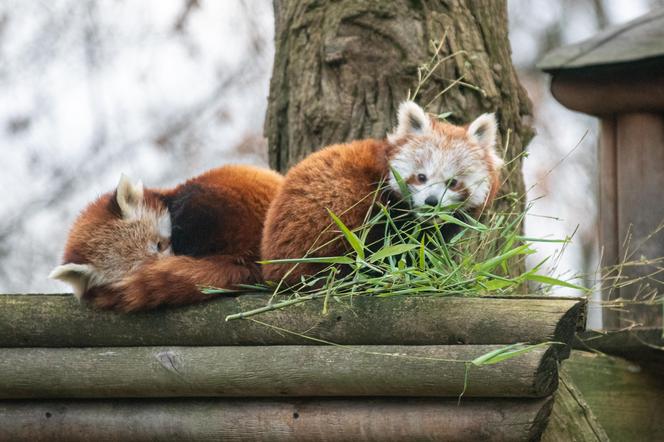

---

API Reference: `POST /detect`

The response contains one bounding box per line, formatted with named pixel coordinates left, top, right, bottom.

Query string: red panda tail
left=85, top=255, right=260, bottom=312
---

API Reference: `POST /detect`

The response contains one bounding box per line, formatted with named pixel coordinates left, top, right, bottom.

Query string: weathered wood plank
left=0, top=397, right=554, bottom=442
left=574, top=328, right=664, bottom=365
left=561, top=350, right=664, bottom=441
left=541, top=370, right=609, bottom=442
left=0, top=294, right=584, bottom=353
left=0, top=345, right=557, bottom=399
left=539, top=9, right=664, bottom=70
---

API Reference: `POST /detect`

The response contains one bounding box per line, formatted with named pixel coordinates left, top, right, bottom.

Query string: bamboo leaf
left=419, top=236, right=426, bottom=270
left=390, top=167, right=412, bottom=205
left=479, top=279, right=515, bottom=291
left=525, top=273, right=587, bottom=291
left=368, top=244, right=420, bottom=263
left=517, top=236, right=570, bottom=244
left=471, top=342, right=551, bottom=366
left=434, top=213, right=487, bottom=231
left=475, top=244, right=533, bottom=273
left=327, top=209, right=365, bottom=260
left=259, top=256, right=354, bottom=265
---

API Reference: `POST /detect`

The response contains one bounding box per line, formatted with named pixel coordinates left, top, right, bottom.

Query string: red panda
left=261, top=101, right=503, bottom=284
left=49, top=165, right=283, bottom=312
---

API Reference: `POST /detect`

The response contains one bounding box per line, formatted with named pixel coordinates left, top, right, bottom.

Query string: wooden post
left=612, top=113, right=664, bottom=328
left=540, top=12, right=664, bottom=331
left=598, top=117, right=620, bottom=330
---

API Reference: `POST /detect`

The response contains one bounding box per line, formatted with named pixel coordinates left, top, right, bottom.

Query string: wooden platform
left=0, top=293, right=586, bottom=441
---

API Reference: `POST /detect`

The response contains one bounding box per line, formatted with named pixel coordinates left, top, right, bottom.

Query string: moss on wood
left=0, top=294, right=582, bottom=351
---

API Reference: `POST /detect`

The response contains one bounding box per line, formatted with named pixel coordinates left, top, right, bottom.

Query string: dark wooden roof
left=538, top=8, right=664, bottom=115
left=538, top=8, right=664, bottom=72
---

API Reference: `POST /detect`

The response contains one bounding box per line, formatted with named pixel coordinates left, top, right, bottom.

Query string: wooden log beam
left=0, top=345, right=558, bottom=399
left=0, top=397, right=554, bottom=441
left=574, top=328, right=664, bottom=365
left=0, top=294, right=584, bottom=353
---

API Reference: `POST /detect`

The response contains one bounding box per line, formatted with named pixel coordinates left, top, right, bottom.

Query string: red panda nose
left=424, top=196, right=438, bottom=206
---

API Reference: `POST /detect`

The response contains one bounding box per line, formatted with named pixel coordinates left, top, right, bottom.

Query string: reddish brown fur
left=88, top=255, right=260, bottom=311
left=60, top=165, right=283, bottom=312
left=261, top=139, right=394, bottom=284
left=261, top=121, right=502, bottom=284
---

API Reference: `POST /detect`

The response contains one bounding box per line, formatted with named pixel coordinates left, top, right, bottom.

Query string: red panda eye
left=417, top=174, right=427, bottom=184
left=448, top=178, right=458, bottom=188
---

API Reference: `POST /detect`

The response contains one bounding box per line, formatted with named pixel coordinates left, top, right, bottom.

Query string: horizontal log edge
left=0, top=293, right=584, bottom=352
left=0, top=345, right=558, bottom=399
left=0, top=397, right=555, bottom=442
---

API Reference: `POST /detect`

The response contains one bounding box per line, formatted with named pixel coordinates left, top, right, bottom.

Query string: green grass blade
left=471, top=342, right=551, bottom=366
left=525, top=273, right=588, bottom=291
left=368, top=244, right=420, bottom=263
left=475, top=244, right=533, bottom=273
left=517, top=236, right=570, bottom=244
left=390, top=167, right=412, bottom=205
left=259, top=256, right=354, bottom=265
left=418, top=213, right=487, bottom=232
left=478, top=278, right=516, bottom=291
left=419, top=236, right=426, bottom=270
left=327, top=209, right=365, bottom=260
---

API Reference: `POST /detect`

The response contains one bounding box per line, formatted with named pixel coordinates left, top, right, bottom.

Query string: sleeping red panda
left=261, top=101, right=503, bottom=284
left=50, top=165, right=283, bottom=312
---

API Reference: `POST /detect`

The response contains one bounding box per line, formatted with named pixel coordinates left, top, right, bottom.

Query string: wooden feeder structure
left=539, top=9, right=664, bottom=331
left=0, top=293, right=586, bottom=441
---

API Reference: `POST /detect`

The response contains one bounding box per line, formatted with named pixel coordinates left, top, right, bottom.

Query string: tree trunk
left=265, top=0, right=533, bottom=214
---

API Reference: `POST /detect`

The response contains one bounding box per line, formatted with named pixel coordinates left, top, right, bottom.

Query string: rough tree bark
left=265, top=0, right=533, bottom=219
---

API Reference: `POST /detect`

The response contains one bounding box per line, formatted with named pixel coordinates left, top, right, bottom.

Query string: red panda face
left=387, top=101, right=503, bottom=213
left=49, top=174, right=172, bottom=299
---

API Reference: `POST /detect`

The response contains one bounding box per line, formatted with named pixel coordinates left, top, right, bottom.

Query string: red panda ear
left=49, top=263, right=95, bottom=300
left=468, top=113, right=498, bottom=151
left=389, top=101, right=430, bottom=142
left=116, top=174, right=144, bottom=219
left=468, top=113, right=503, bottom=169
